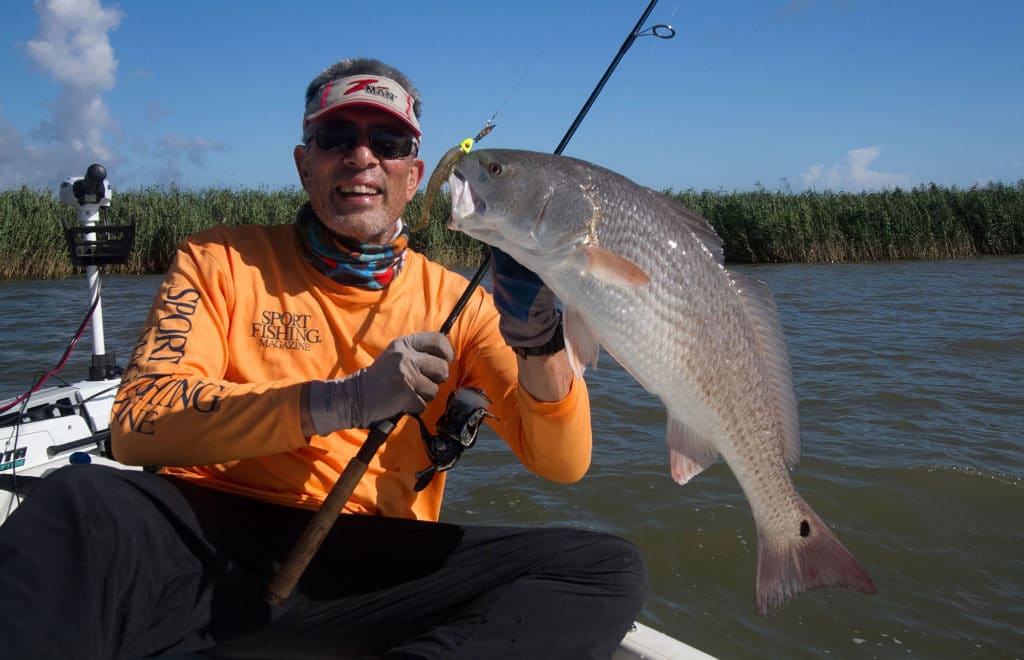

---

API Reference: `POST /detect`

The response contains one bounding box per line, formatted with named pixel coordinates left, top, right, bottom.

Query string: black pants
left=0, top=465, right=647, bottom=659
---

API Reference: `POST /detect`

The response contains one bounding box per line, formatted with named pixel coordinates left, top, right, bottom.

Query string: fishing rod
left=265, top=0, right=676, bottom=607
left=436, top=0, right=676, bottom=331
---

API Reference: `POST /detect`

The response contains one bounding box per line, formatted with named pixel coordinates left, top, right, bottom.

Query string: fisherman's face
left=294, top=106, right=424, bottom=244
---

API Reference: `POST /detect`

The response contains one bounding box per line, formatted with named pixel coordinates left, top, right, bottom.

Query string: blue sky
left=2, top=0, right=1022, bottom=194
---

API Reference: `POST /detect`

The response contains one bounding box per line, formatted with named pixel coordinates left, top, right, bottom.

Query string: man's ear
left=406, top=158, right=425, bottom=200
left=294, top=145, right=311, bottom=191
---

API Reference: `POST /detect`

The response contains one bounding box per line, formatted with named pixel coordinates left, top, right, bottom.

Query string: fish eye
left=487, top=162, right=503, bottom=176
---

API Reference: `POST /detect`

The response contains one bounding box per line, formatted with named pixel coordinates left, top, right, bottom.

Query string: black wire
left=0, top=278, right=102, bottom=414
left=3, top=277, right=104, bottom=509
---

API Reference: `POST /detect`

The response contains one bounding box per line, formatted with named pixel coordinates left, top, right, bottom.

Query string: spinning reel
left=412, top=387, right=496, bottom=491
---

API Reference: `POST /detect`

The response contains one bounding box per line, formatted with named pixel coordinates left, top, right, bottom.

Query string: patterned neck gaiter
left=296, top=203, right=409, bottom=290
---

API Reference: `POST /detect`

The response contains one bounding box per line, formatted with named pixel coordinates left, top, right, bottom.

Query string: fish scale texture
left=449, top=149, right=875, bottom=614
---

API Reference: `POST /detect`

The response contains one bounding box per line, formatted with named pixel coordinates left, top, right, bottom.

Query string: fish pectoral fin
left=667, top=415, right=720, bottom=485
left=578, top=245, right=650, bottom=287
left=563, top=307, right=600, bottom=378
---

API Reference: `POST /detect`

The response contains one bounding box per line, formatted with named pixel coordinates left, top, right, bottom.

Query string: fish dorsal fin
left=731, top=272, right=801, bottom=466
left=651, top=189, right=725, bottom=264
left=578, top=245, right=650, bottom=287
left=680, top=207, right=724, bottom=264
left=562, top=306, right=600, bottom=378
left=667, top=415, right=721, bottom=484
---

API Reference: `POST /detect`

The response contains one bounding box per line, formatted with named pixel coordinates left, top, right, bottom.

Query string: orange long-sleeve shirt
left=109, top=222, right=591, bottom=520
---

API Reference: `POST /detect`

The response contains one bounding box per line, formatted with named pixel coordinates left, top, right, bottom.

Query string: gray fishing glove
left=307, top=331, right=454, bottom=434
left=491, top=248, right=563, bottom=354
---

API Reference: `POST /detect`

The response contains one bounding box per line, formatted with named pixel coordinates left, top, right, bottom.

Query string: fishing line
left=411, top=3, right=576, bottom=233
left=665, top=2, right=681, bottom=29
left=609, top=9, right=679, bottom=143
left=435, top=1, right=678, bottom=328
left=482, top=2, right=578, bottom=132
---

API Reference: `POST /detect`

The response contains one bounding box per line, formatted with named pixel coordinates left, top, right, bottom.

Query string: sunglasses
left=308, top=123, right=419, bottom=160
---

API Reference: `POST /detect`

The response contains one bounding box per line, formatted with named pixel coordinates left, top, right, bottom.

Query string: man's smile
left=335, top=183, right=382, bottom=204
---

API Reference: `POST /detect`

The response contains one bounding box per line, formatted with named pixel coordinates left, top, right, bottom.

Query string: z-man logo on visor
left=344, top=78, right=379, bottom=95
left=252, top=310, right=322, bottom=351
left=344, top=78, right=398, bottom=104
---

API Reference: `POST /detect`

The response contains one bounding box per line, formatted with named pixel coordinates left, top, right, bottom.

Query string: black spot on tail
left=799, top=519, right=811, bottom=537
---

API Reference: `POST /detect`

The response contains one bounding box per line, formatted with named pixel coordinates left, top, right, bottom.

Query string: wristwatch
left=511, top=316, right=565, bottom=357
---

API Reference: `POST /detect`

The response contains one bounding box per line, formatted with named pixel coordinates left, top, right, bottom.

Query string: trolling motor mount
left=58, top=164, right=133, bottom=380
left=60, top=163, right=135, bottom=269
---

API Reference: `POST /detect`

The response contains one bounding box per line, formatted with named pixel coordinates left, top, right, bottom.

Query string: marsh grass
left=1, top=182, right=1021, bottom=279
left=670, top=182, right=1024, bottom=263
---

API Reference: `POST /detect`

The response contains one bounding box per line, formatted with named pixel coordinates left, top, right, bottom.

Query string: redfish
left=448, top=149, right=875, bottom=615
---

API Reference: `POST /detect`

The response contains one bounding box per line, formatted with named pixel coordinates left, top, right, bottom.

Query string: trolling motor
left=412, top=387, right=496, bottom=491
left=0, top=167, right=140, bottom=505
left=59, top=163, right=134, bottom=381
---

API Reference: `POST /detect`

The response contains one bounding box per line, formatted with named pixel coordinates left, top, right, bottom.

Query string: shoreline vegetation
left=1, top=182, right=1021, bottom=280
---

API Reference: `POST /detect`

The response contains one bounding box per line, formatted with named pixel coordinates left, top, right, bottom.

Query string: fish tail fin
left=755, top=496, right=876, bottom=616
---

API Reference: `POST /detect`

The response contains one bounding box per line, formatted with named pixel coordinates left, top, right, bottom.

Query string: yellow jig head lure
left=412, top=121, right=495, bottom=232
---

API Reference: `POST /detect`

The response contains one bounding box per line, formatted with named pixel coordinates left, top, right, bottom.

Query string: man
left=0, top=58, right=646, bottom=658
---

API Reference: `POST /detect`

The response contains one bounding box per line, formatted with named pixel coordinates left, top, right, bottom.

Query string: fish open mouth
left=447, top=170, right=484, bottom=229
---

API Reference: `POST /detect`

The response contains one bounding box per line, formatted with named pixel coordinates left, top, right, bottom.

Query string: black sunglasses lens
left=314, top=124, right=358, bottom=152
left=370, top=129, right=416, bottom=159
left=314, top=124, right=416, bottom=159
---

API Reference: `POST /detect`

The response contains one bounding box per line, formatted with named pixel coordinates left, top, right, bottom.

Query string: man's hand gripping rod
left=265, top=0, right=673, bottom=606
left=264, top=268, right=488, bottom=606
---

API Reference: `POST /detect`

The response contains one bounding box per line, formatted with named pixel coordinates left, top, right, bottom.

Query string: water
left=1, top=258, right=1022, bottom=658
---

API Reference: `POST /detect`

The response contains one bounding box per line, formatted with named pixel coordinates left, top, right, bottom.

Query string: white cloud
left=25, top=0, right=121, bottom=89
left=0, top=0, right=122, bottom=189
left=1, top=1, right=225, bottom=191
left=803, top=146, right=911, bottom=191
left=156, top=135, right=228, bottom=185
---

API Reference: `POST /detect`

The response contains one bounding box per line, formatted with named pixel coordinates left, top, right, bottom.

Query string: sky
left=1, top=0, right=1022, bottom=195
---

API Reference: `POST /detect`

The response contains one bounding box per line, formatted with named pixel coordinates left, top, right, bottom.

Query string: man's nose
left=342, top=140, right=379, bottom=168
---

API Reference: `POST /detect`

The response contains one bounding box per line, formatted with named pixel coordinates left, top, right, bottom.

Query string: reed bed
left=1, top=182, right=1021, bottom=279
left=670, top=182, right=1024, bottom=263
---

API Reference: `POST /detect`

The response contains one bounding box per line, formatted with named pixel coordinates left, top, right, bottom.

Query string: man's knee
left=591, top=532, right=648, bottom=605
left=10, top=464, right=120, bottom=516
left=6, top=464, right=171, bottom=539
left=545, top=529, right=649, bottom=613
